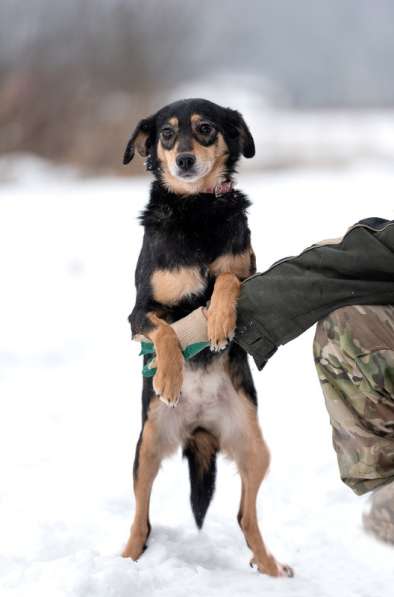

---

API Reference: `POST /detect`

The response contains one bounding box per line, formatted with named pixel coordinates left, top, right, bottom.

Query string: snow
left=1, top=163, right=393, bottom=597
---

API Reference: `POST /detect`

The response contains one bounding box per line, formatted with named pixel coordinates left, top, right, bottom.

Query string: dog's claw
left=209, top=337, right=231, bottom=353
left=159, top=394, right=180, bottom=407
left=207, top=304, right=236, bottom=354
left=249, top=556, right=294, bottom=578
left=282, top=565, right=294, bottom=578
left=152, top=360, right=183, bottom=408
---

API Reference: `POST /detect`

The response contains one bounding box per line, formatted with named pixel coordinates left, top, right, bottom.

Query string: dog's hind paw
left=249, top=556, right=294, bottom=578
left=122, top=533, right=148, bottom=561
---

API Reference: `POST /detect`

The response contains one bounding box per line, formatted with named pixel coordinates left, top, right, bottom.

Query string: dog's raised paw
left=159, top=393, right=181, bottom=408
left=152, top=354, right=183, bottom=407
left=207, top=307, right=236, bottom=353
left=209, top=337, right=230, bottom=352
left=153, top=374, right=182, bottom=408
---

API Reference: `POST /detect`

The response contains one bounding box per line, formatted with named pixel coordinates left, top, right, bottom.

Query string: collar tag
left=213, top=181, right=233, bottom=197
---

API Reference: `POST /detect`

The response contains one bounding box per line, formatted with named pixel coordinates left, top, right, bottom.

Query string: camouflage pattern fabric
left=362, top=482, right=394, bottom=544
left=314, top=305, right=394, bottom=496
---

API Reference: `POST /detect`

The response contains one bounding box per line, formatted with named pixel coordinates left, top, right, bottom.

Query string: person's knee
left=312, top=305, right=374, bottom=389
left=313, top=306, right=394, bottom=495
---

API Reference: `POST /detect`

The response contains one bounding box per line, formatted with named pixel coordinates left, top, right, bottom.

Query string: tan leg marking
left=146, top=313, right=184, bottom=407
left=237, top=479, right=246, bottom=527
left=209, top=249, right=253, bottom=280
left=122, top=418, right=161, bottom=560
left=207, top=272, right=240, bottom=351
left=230, top=394, right=294, bottom=578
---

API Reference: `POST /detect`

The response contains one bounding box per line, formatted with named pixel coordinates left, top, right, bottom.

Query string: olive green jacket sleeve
left=235, top=218, right=394, bottom=369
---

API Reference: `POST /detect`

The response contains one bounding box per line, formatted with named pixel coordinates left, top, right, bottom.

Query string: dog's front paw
left=207, top=306, right=236, bottom=352
left=153, top=351, right=184, bottom=407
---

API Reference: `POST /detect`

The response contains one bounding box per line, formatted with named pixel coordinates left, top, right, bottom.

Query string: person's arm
left=235, top=218, right=394, bottom=369
left=135, top=218, right=394, bottom=371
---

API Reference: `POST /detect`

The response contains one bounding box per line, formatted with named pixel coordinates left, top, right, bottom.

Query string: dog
left=121, top=98, right=293, bottom=577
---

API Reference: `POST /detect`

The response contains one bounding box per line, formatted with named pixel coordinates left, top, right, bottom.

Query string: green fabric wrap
left=140, top=341, right=210, bottom=377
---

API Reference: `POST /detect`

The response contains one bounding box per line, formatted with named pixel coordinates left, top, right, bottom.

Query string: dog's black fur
left=125, top=98, right=256, bottom=529
left=131, top=184, right=252, bottom=352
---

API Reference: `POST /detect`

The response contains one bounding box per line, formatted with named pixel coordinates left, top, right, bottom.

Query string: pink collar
left=205, top=181, right=233, bottom=197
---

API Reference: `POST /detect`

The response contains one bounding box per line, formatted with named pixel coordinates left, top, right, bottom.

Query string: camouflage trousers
left=314, top=305, right=394, bottom=543
left=314, top=305, right=394, bottom=495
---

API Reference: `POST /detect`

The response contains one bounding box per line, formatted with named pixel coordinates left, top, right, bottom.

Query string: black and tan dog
left=121, top=98, right=293, bottom=577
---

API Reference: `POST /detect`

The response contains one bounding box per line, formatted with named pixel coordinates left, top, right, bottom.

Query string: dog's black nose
left=176, top=153, right=196, bottom=171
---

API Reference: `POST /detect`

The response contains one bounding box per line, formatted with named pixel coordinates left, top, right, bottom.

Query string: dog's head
left=123, top=99, right=255, bottom=194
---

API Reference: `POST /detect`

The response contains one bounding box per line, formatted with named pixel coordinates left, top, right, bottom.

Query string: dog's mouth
left=175, top=170, right=200, bottom=181
left=171, top=161, right=212, bottom=183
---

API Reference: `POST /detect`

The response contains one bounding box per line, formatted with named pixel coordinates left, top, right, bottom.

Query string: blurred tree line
left=1, top=0, right=394, bottom=173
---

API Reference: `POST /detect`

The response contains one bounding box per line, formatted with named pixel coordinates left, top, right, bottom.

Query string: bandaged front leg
left=137, top=307, right=209, bottom=377
left=171, top=307, right=209, bottom=354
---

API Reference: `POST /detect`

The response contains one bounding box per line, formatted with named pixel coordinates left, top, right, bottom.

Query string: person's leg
left=313, top=305, right=394, bottom=542
left=363, top=483, right=394, bottom=544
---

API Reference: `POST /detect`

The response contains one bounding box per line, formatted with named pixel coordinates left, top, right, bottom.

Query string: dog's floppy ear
left=226, top=109, right=255, bottom=159
left=238, top=114, right=255, bottom=158
left=123, top=117, right=155, bottom=165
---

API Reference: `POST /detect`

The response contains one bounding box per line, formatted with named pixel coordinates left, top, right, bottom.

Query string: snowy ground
left=1, top=164, right=394, bottom=597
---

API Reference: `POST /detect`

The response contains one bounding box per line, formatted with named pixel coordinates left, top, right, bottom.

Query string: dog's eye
left=197, top=123, right=213, bottom=135
left=161, top=128, right=174, bottom=141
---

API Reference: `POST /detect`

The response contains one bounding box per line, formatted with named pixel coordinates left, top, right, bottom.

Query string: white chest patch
left=152, top=356, right=249, bottom=455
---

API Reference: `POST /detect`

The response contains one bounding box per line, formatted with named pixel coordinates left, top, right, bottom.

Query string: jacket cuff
left=234, top=321, right=277, bottom=370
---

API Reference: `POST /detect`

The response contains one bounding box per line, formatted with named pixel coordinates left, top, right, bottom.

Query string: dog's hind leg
left=122, top=417, right=162, bottom=560
left=237, top=479, right=246, bottom=528
left=232, top=398, right=294, bottom=578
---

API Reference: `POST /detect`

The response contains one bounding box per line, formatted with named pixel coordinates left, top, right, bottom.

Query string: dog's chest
left=180, top=362, right=233, bottom=422
left=153, top=357, right=248, bottom=452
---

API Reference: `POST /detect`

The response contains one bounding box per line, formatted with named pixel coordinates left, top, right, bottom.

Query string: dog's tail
left=183, top=428, right=219, bottom=529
